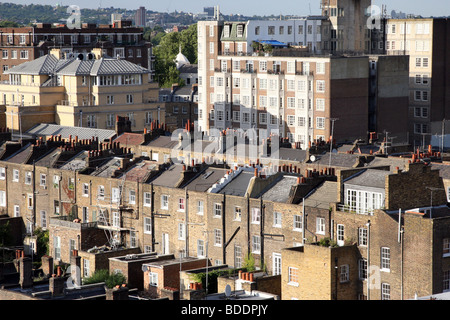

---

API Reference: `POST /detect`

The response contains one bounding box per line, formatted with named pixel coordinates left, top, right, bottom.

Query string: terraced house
left=0, top=125, right=449, bottom=299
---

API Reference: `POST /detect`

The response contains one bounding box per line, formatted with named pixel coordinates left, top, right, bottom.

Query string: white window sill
left=288, top=282, right=299, bottom=287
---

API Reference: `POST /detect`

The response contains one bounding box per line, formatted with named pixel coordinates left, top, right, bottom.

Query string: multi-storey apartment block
left=0, top=48, right=163, bottom=133
left=382, top=18, right=450, bottom=148
left=0, top=22, right=155, bottom=82
left=197, top=19, right=409, bottom=146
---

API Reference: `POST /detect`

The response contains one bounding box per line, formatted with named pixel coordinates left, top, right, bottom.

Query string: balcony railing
left=337, top=204, right=374, bottom=216
left=50, top=216, right=99, bottom=229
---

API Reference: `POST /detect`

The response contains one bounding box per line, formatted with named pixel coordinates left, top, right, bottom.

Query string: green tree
left=153, top=23, right=197, bottom=88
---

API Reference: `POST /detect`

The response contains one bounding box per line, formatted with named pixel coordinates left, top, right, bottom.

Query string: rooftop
left=344, top=169, right=390, bottom=189
left=260, top=175, right=297, bottom=203
left=184, top=167, right=229, bottom=192
left=6, top=54, right=150, bottom=76
left=26, top=124, right=116, bottom=142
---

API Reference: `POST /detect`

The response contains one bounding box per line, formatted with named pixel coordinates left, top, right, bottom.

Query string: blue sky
left=4, top=0, right=450, bottom=17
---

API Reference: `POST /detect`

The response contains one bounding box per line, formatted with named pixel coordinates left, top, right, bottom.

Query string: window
left=316, top=80, right=325, bottom=92
left=359, top=259, right=368, bottom=280
left=149, top=272, right=158, bottom=287
left=345, top=189, right=384, bottom=215
left=251, top=208, right=260, bottom=224
left=197, top=200, right=204, bottom=215
left=337, top=224, right=345, bottom=246
left=252, top=235, right=261, bottom=253
left=161, top=195, right=169, bottom=210
left=268, top=26, right=275, bottom=35
left=20, top=50, right=28, bottom=59
left=316, top=218, right=325, bottom=235
left=316, top=99, right=325, bottom=111
left=197, top=239, right=205, bottom=257
left=316, top=62, right=325, bottom=74
left=214, top=203, right=222, bottom=217
left=111, top=187, right=120, bottom=203
left=234, top=206, right=242, bottom=221
left=340, top=265, right=350, bottom=283
left=112, top=211, right=120, bottom=228
left=82, top=207, right=89, bottom=223
left=14, top=205, right=20, bottom=217
left=144, top=217, right=152, bottom=234
left=25, top=171, right=32, bottom=185
left=287, top=115, right=295, bottom=127
left=98, top=185, right=105, bottom=199
left=178, top=198, right=185, bottom=211
left=288, top=267, right=299, bottom=286
left=54, top=236, right=61, bottom=260
left=83, top=259, right=90, bottom=278
left=444, top=271, right=450, bottom=292
left=143, top=192, right=151, bottom=207
left=214, top=229, right=222, bottom=247
left=178, top=223, right=186, bottom=240
left=259, top=113, right=267, bottom=125
left=316, top=117, right=325, bottom=129
left=0, top=167, right=7, bottom=180
left=381, top=283, right=390, bottom=300
left=298, top=117, right=306, bottom=127
left=129, top=190, right=136, bottom=205
left=358, top=228, right=368, bottom=246
left=106, top=95, right=114, bottom=105
left=82, top=183, right=89, bottom=197
left=0, top=191, right=6, bottom=208
left=41, top=210, right=47, bottom=229
left=293, top=215, right=302, bottom=231
left=273, top=212, right=282, bottom=228
left=381, top=247, right=390, bottom=271
left=126, top=94, right=133, bottom=104
left=443, top=238, right=450, bottom=257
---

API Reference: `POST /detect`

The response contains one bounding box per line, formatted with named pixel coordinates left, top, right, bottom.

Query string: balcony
left=337, top=204, right=375, bottom=216
left=50, top=215, right=99, bottom=230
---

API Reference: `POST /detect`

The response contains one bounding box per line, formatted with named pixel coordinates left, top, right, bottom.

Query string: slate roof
left=120, top=160, right=158, bottom=182
left=184, top=167, right=229, bottom=192
left=6, top=54, right=150, bottom=76
left=26, top=124, right=116, bottom=142
left=304, top=181, right=338, bottom=209
left=90, top=158, right=122, bottom=177
left=148, top=163, right=184, bottom=187
left=59, top=151, right=89, bottom=171
left=218, top=171, right=254, bottom=197
left=114, top=132, right=145, bottom=147
left=344, top=169, right=390, bottom=189
left=260, top=175, right=297, bottom=203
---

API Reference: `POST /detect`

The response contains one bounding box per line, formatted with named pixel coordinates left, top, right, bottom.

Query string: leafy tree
left=153, top=23, right=197, bottom=88
left=33, top=228, right=49, bottom=259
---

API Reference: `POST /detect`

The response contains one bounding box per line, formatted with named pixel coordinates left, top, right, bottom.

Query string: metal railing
left=337, top=204, right=374, bottom=216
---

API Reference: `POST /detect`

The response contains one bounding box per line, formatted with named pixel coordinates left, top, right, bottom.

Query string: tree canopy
left=153, top=23, right=197, bottom=88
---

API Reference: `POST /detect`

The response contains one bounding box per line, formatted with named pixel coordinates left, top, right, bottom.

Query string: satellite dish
left=224, top=284, right=231, bottom=297
left=310, top=155, right=316, bottom=162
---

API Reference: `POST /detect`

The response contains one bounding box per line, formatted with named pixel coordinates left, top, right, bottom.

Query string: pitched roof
left=26, top=124, right=116, bottom=142
left=344, top=169, right=390, bottom=189
left=6, top=55, right=150, bottom=76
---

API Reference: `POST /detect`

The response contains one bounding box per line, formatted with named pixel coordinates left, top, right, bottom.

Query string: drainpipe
left=302, top=198, right=305, bottom=245
left=260, top=197, right=265, bottom=270
left=247, top=194, right=250, bottom=255
left=151, top=183, right=155, bottom=251
left=366, top=219, right=371, bottom=300
left=185, top=188, right=189, bottom=257
left=222, top=193, right=226, bottom=264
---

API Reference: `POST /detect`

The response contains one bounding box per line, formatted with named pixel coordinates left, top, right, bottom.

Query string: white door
left=337, top=224, right=345, bottom=246
left=273, top=253, right=282, bottom=276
